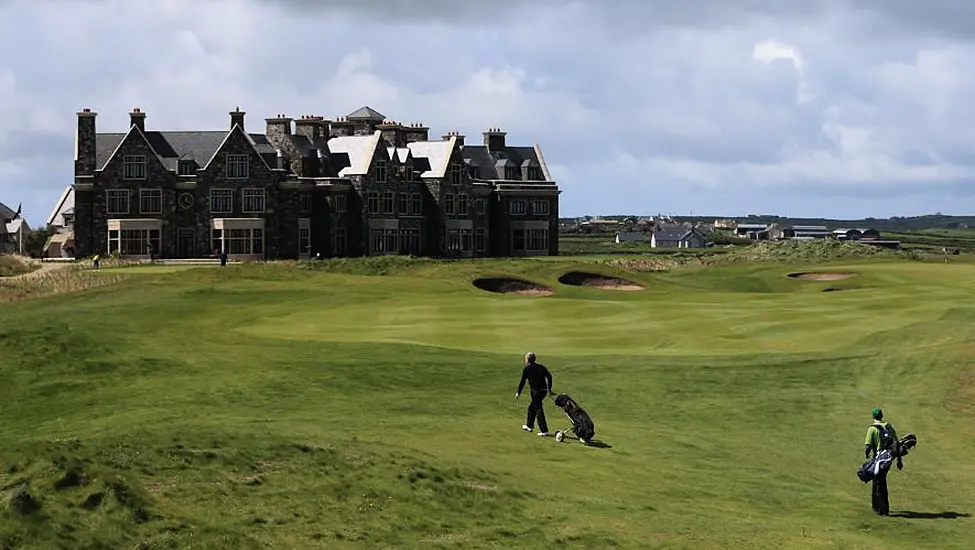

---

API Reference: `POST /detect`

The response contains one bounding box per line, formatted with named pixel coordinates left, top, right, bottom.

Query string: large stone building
left=70, top=105, right=560, bottom=260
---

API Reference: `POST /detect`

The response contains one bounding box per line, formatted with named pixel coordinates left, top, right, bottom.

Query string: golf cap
left=872, top=408, right=883, bottom=420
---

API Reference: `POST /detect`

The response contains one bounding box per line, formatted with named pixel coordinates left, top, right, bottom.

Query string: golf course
left=1, top=243, right=973, bottom=549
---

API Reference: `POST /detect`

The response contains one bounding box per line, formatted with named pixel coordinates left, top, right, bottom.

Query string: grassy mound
left=713, top=239, right=906, bottom=264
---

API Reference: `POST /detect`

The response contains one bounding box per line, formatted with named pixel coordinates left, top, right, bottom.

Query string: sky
left=2, top=0, right=975, bottom=226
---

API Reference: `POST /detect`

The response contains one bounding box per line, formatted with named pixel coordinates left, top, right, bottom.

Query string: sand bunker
left=471, top=277, right=554, bottom=296
left=558, top=271, right=644, bottom=291
left=787, top=272, right=856, bottom=281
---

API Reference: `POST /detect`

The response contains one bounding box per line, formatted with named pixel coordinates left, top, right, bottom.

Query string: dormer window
left=527, top=166, right=542, bottom=180
left=448, top=163, right=462, bottom=185
left=178, top=160, right=195, bottom=176
left=504, top=166, right=519, bottom=180
left=375, top=159, right=387, bottom=182
left=405, top=159, right=414, bottom=181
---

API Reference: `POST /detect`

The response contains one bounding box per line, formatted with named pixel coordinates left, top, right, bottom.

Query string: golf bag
left=856, top=432, right=918, bottom=484
left=552, top=393, right=595, bottom=444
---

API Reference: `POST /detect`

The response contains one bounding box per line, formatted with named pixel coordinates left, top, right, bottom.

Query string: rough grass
left=0, top=255, right=36, bottom=277
left=1, top=254, right=974, bottom=548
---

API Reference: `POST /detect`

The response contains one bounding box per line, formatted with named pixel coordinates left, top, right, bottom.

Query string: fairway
left=1, top=255, right=974, bottom=549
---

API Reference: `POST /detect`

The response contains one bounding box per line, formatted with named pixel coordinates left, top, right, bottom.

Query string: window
left=447, top=229, right=461, bottom=252
left=468, top=165, right=480, bottom=179
left=384, top=229, right=397, bottom=253
left=300, top=192, right=313, bottom=214
left=211, top=229, right=222, bottom=254
left=123, top=155, right=146, bottom=180
left=333, top=228, right=347, bottom=255
left=375, top=159, right=387, bottom=182
left=299, top=220, right=310, bottom=255
left=475, top=199, right=486, bottom=215
left=457, top=194, right=468, bottom=215
left=227, top=154, right=249, bottom=179
left=333, top=194, right=347, bottom=213
left=475, top=228, right=486, bottom=251
left=449, top=163, right=462, bottom=185
left=370, top=229, right=384, bottom=253
left=533, top=199, right=549, bottom=216
left=106, top=190, right=129, bottom=215
left=178, top=160, right=195, bottom=176
left=398, top=193, right=408, bottom=215
left=443, top=194, right=454, bottom=215
left=410, top=193, right=422, bottom=215
left=504, top=167, right=519, bottom=180
left=140, top=189, right=162, bottom=215
left=216, top=227, right=263, bottom=255
left=367, top=192, right=379, bottom=214
left=108, top=228, right=160, bottom=256
left=210, top=189, right=233, bottom=214
left=405, top=159, right=414, bottom=181
left=242, top=188, right=265, bottom=213
left=382, top=192, right=394, bottom=214
left=510, top=199, right=527, bottom=215
left=527, top=166, right=542, bottom=180
left=461, top=228, right=472, bottom=252
left=527, top=228, right=549, bottom=251
left=399, top=228, right=421, bottom=255
left=513, top=229, right=525, bottom=251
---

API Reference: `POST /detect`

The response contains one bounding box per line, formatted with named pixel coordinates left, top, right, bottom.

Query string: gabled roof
left=326, top=131, right=383, bottom=176
left=407, top=137, right=456, bottom=178
left=100, top=123, right=166, bottom=171
left=94, top=129, right=277, bottom=172
left=653, top=225, right=686, bottom=240
left=460, top=144, right=544, bottom=181
left=346, top=106, right=385, bottom=120
left=46, top=186, right=75, bottom=226
left=202, top=124, right=273, bottom=171
left=0, top=201, right=15, bottom=222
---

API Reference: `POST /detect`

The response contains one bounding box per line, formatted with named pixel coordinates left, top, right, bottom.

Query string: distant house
left=652, top=225, right=708, bottom=248
left=831, top=228, right=881, bottom=241
left=733, top=223, right=769, bottom=237
left=615, top=231, right=644, bottom=244
left=783, top=225, right=829, bottom=239
left=1, top=201, right=30, bottom=254
left=44, top=186, right=76, bottom=258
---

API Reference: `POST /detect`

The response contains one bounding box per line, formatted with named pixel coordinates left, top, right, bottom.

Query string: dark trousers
left=525, top=390, right=548, bottom=432
left=872, top=467, right=889, bottom=515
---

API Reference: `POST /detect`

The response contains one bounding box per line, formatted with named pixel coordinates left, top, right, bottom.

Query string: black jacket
left=518, top=362, right=553, bottom=394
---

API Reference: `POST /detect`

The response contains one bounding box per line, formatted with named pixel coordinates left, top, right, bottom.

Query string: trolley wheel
left=555, top=431, right=564, bottom=442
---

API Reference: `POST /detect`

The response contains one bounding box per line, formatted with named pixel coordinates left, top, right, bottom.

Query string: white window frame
left=122, top=155, right=146, bottom=180
left=443, top=193, right=454, bottom=215
left=140, top=189, right=163, bottom=215
left=106, top=190, right=130, bottom=215
left=475, top=198, right=486, bottom=215
left=242, top=188, right=266, bottom=213
left=397, top=193, right=408, bottom=215
left=367, top=191, right=379, bottom=214
left=333, top=227, right=347, bottom=255
left=457, top=194, right=468, bottom=215
left=532, top=199, right=549, bottom=216
left=449, top=163, right=462, bottom=185
left=298, top=218, right=311, bottom=255
left=475, top=228, right=487, bottom=251
left=510, top=199, right=527, bottom=215
left=374, top=159, right=387, bottom=182
left=300, top=191, right=313, bottom=214
left=226, top=154, right=249, bottom=179
left=210, top=188, right=233, bottom=214
left=382, top=191, right=395, bottom=214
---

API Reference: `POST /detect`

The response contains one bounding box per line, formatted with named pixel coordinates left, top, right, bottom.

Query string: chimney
left=442, top=131, right=465, bottom=147
left=129, top=107, right=146, bottom=132
left=483, top=127, right=506, bottom=151
left=295, top=115, right=324, bottom=142
left=230, top=107, right=245, bottom=130
left=265, top=114, right=293, bottom=142
left=379, top=120, right=406, bottom=147
left=405, top=122, right=429, bottom=143
left=75, top=108, right=97, bottom=176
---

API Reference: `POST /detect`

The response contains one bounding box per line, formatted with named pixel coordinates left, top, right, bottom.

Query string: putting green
left=0, top=257, right=972, bottom=549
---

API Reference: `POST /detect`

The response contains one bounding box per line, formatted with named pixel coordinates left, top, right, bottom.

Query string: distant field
left=1, top=249, right=973, bottom=548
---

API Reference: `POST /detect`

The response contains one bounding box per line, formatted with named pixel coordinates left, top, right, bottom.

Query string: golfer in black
left=516, top=352, right=553, bottom=436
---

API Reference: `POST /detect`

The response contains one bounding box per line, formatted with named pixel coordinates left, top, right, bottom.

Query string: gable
left=406, top=137, right=455, bottom=178
left=100, top=125, right=168, bottom=175
left=203, top=125, right=273, bottom=172
left=327, top=131, right=382, bottom=176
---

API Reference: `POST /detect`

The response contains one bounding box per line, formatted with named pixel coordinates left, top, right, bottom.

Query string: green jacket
left=864, top=421, right=897, bottom=454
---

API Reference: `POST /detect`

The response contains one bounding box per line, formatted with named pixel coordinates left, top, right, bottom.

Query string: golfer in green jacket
left=864, top=408, right=902, bottom=516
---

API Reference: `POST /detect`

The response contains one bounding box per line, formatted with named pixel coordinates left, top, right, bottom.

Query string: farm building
left=652, top=225, right=708, bottom=248
left=615, top=231, right=644, bottom=244
left=782, top=225, right=829, bottom=239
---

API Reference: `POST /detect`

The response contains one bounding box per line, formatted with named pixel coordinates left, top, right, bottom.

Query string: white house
left=44, top=186, right=76, bottom=258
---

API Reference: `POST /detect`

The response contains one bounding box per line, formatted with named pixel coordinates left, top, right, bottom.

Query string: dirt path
left=2, top=261, right=74, bottom=281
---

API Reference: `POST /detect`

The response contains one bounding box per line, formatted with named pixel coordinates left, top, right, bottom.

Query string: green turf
left=1, top=255, right=973, bottom=549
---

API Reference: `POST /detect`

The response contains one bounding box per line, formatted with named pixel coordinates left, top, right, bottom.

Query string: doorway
left=177, top=228, right=195, bottom=258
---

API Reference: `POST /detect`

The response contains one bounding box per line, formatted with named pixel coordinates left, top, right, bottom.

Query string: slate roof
left=407, top=138, right=455, bottom=178
left=326, top=131, right=383, bottom=176
left=94, top=130, right=277, bottom=171
left=460, top=145, right=542, bottom=180
left=46, top=186, right=75, bottom=227
left=345, top=106, right=385, bottom=120
left=0, top=201, right=15, bottom=222
left=653, top=225, right=686, bottom=241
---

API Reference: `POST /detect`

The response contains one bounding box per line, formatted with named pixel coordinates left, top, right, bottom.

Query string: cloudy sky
left=2, top=0, right=975, bottom=225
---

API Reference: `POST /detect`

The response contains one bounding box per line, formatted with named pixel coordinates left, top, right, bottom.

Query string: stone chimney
left=75, top=108, right=97, bottom=176
left=265, top=114, right=293, bottom=142
left=230, top=107, right=245, bottom=130
left=379, top=120, right=406, bottom=147
left=130, top=107, right=146, bottom=132
left=442, top=131, right=465, bottom=147
left=405, top=122, right=429, bottom=143
left=483, top=128, right=506, bottom=152
left=295, top=115, right=327, bottom=142
left=329, top=116, right=355, bottom=138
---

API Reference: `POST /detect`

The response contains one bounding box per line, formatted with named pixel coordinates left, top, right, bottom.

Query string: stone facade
left=71, top=106, right=561, bottom=260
